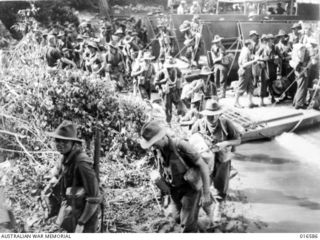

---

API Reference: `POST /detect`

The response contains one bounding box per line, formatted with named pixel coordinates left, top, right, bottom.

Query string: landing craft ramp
left=219, top=96, right=320, bottom=142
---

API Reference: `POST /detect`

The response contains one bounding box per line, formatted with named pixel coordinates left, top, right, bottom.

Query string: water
left=232, top=127, right=320, bottom=233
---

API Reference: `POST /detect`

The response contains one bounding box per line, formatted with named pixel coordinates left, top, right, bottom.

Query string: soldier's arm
left=77, top=161, right=100, bottom=226
left=190, top=119, right=200, bottom=134
left=98, top=53, right=107, bottom=73
left=131, top=65, right=144, bottom=77
left=178, top=140, right=211, bottom=206
left=216, top=119, right=241, bottom=150
left=61, top=57, right=77, bottom=69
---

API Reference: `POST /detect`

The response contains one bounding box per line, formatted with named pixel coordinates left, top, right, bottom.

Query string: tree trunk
left=93, top=128, right=101, bottom=180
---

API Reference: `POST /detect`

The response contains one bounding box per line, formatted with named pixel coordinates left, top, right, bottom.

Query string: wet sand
left=231, top=133, right=320, bottom=233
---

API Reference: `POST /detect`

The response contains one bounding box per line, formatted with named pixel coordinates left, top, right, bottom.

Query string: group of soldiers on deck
left=234, top=22, right=319, bottom=110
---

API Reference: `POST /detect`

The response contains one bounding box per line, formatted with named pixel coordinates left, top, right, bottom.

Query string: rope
left=276, top=54, right=319, bottom=103
left=273, top=69, right=295, bottom=102
left=287, top=116, right=305, bottom=133
left=237, top=22, right=244, bottom=46
left=285, top=65, right=320, bottom=133
left=174, top=44, right=188, bottom=58
left=135, top=32, right=161, bottom=53
left=226, top=37, right=238, bottom=52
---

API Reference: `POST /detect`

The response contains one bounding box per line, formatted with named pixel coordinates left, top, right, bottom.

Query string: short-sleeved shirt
left=289, top=32, right=301, bottom=45
left=211, top=45, right=226, bottom=64
left=46, top=46, right=62, bottom=67
left=238, top=46, right=252, bottom=68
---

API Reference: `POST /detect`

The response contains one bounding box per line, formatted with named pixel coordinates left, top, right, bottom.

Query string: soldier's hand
left=201, top=192, right=213, bottom=208
left=75, top=224, right=84, bottom=233
left=215, top=141, right=229, bottom=150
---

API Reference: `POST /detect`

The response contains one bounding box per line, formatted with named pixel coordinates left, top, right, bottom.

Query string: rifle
left=93, top=125, right=104, bottom=233
left=41, top=175, right=62, bottom=219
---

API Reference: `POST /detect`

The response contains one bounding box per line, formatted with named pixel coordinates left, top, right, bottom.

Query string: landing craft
left=142, top=0, right=319, bottom=81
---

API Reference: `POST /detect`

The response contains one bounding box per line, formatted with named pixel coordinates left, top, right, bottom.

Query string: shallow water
left=232, top=127, right=320, bottom=233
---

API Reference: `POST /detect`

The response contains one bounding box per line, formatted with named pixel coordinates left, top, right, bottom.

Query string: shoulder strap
left=168, top=136, right=190, bottom=170
left=218, top=118, right=229, bottom=138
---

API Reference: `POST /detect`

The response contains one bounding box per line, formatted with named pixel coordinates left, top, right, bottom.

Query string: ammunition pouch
left=56, top=201, right=79, bottom=233
left=138, top=76, right=146, bottom=86
left=65, top=187, right=86, bottom=210
left=55, top=187, right=86, bottom=233
left=183, top=168, right=202, bottom=191
left=41, top=180, right=62, bottom=219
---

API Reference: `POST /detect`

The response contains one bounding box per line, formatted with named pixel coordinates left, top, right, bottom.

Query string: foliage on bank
left=0, top=32, right=150, bottom=232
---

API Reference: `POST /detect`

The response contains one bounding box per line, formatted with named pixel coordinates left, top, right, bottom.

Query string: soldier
left=45, top=35, right=76, bottom=71
left=167, top=0, right=179, bottom=13
left=210, top=35, right=227, bottom=98
left=56, top=30, right=66, bottom=50
left=191, top=99, right=241, bottom=222
left=40, top=29, right=49, bottom=47
left=46, top=121, right=101, bottom=233
left=275, top=29, right=292, bottom=77
left=307, top=38, right=319, bottom=95
left=256, top=34, right=277, bottom=105
left=98, top=25, right=108, bottom=47
left=249, top=30, right=260, bottom=87
left=234, top=39, right=258, bottom=108
left=186, top=66, right=216, bottom=108
left=190, top=1, right=202, bottom=14
left=101, top=31, right=125, bottom=91
left=291, top=44, right=311, bottom=109
left=276, top=2, right=286, bottom=14
left=84, top=41, right=103, bottom=76
left=180, top=21, right=202, bottom=67
left=140, top=120, right=212, bottom=232
left=61, top=47, right=75, bottom=70
left=289, top=23, right=302, bottom=46
left=131, top=31, right=144, bottom=51
left=131, top=50, right=143, bottom=96
left=179, top=93, right=201, bottom=130
left=190, top=14, right=201, bottom=33
left=74, top=35, right=86, bottom=68
left=300, top=25, right=314, bottom=46
left=177, top=0, right=187, bottom=14
left=274, top=30, right=295, bottom=100
left=155, top=57, right=186, bottom=125
left=131, top=52, right=155, bottom=100
left=158, top=24, right=175, bottom=61
left=181, top=70, right=201, bottom=108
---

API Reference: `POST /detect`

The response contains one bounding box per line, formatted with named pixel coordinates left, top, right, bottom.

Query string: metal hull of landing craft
left=222, top=107, right=320, bottom=142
